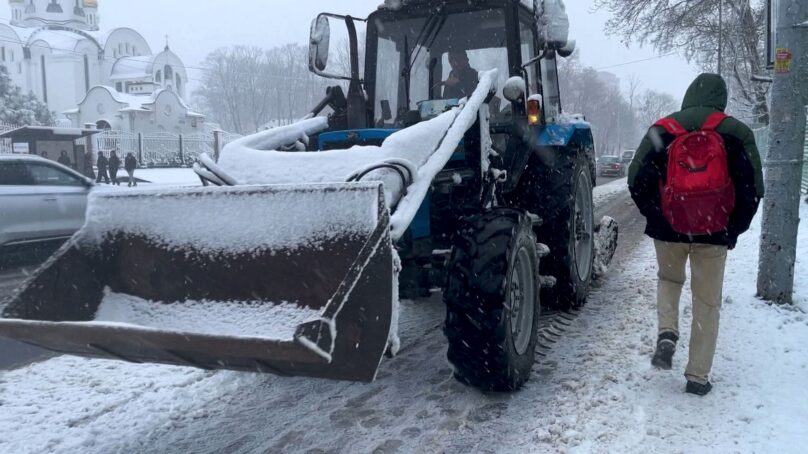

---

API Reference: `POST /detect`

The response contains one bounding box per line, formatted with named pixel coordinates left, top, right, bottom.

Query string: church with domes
left=0, top=0, right=204, bottom=133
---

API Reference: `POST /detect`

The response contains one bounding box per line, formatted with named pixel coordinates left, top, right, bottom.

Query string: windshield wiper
left=401, top=12, right=446, bottom=112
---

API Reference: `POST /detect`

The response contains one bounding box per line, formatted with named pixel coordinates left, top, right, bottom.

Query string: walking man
left=96, top=151, right=109, bottom=184
left=108, top=149, right=121, bottom=186
left=124, top=152, right=138, bottom=187
left=628, top=73, right=764, bottom=396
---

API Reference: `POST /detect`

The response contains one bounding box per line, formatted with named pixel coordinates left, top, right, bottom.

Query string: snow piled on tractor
left=213, top=69, right=500, bottom=240
left=80, top=183, right=381, bottom=253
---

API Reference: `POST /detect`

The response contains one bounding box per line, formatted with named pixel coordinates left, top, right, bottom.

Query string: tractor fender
left=503, top=124, right=595, bottom=193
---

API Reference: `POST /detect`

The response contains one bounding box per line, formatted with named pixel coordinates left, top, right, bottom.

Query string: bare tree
left=593, top=0, right=769, bottom=124
left=635, top=89, right=681, bottom=130
left=559, top=53, right=640, bottom=156
left=195, top=44, right=331, bottom=134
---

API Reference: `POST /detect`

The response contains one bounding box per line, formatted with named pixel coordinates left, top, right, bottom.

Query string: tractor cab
left=308, top=0, right=574, bottom=149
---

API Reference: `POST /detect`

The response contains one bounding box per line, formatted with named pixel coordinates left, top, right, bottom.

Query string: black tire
left=509, top=148, right=594, bottom=310
left=540, top=150, right=595, bottom=309
left=443, top=209, right=541, bottom=392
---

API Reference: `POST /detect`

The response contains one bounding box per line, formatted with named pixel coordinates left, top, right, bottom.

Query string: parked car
left=621, top=150, right=635, bottom=166
left=597, top=155, right=626, bottom=177
left=0, top=155, right=94, bottom=247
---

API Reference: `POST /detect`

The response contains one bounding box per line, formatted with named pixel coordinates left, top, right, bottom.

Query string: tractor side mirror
left=503, top=76, right=526, bottom=103
left=309, top=15, right=331, bottom=72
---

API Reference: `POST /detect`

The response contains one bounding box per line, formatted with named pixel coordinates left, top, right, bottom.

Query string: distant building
left=0, top=0, right=204, bottom=133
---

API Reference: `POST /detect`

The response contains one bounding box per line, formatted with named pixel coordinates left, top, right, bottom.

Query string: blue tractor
left=299, top=0, right=609, bottom=390
left=0, top=0, right=617, bottom=392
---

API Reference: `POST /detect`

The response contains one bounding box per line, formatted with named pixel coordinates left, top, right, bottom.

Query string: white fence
left=0, top=124, right=243, bottom=167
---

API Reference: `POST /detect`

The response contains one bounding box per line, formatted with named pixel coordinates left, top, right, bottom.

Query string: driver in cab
left=442, top=51, right=479, bottom=99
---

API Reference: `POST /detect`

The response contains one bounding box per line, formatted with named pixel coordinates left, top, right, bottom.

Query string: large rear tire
left=443, top=209, right=541, bottom=392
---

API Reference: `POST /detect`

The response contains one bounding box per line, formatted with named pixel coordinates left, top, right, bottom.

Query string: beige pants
left=654, top=240, right=728, bottom=384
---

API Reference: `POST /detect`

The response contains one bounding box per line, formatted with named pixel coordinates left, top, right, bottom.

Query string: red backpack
left=653, top=112, right=735, bottom=236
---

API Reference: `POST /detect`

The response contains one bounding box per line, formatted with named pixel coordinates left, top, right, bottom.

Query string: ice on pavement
left=93, top=290, right=320, bottom=340
left=79, top=183, right=381, bottom=253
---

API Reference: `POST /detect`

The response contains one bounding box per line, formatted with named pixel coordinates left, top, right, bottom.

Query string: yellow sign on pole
left=775, top=48, right=793, bottom=73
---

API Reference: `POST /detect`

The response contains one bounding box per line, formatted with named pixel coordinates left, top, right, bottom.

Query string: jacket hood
left=681, top=73, right=727, bottom=111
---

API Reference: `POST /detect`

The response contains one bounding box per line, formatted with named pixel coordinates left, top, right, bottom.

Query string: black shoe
left=686, top=381, right=712, bottom=396
left=651, top=332, right=678, bottom=370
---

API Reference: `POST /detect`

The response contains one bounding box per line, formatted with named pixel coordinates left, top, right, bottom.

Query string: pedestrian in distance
left=124, top=152, right=138, bottom=187
left=57, top=150, right=72, bottom=168
left=96, top=151, right=110, bottom=184
left=108, top=149, right=121, bottom=186
left=83, top=150, right=96, bottom=180
left=628, top=73, right=764, bottom=396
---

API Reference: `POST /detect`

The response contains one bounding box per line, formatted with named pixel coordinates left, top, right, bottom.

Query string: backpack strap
left=702, top=112, right=729, bottom=131
left=653, top=117, right=688, bottom=137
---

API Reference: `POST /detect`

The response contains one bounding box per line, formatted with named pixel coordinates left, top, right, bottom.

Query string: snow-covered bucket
left=0, top=183, right=395, bottom=382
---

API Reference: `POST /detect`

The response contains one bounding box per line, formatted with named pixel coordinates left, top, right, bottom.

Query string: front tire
left=535, top=150, right=595, bottom=309
left=443, top=209, right=541, bottom=392
left=510, top=148, right=595, bottom=310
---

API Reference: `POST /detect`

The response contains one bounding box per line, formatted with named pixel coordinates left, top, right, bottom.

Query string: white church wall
left=102, top=28, right=150, bottom=62
left=3, top=1, right=202, bottom=132
left=23, top=0, right=88, bottom=30
left=0, top=25, right=26, bottom=88
left=73, top=85, right=125, bottom=129
left=72, top=39, right=101, bottom=105
left=44, top=55, right=82, bottom=117
left=27, top=40, right=51, bottom=107
left=151, top=50, right=187, bottom=99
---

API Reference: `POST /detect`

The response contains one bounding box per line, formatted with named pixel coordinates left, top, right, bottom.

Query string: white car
left=0, top=154, right=94, bottom=247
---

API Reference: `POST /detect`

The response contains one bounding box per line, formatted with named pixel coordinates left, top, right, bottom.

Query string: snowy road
left=2, top=180, right=806, bottom=453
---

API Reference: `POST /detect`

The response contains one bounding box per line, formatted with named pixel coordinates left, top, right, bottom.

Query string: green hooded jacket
left=627, top=73, right=764, bottom=248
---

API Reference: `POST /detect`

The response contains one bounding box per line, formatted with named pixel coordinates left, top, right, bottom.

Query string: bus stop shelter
left=0, top=126, right=102, bottom=178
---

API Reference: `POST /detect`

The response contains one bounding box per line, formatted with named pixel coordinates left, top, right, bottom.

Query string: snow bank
left=92, top=290, right=320, bottom=340
left=79, top=183, right=381, bottom=254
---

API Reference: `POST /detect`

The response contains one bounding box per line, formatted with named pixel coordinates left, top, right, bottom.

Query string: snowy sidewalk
left=523, top=202, right=808, bottom=452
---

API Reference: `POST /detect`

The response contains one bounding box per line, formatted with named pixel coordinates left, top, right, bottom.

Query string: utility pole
left=718, top=0, right=723, bottom=76
left=757, top=0, right=808, bottom=304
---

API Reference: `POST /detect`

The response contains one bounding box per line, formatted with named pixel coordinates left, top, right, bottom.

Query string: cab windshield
left=370, top=8, right=511, bottom=127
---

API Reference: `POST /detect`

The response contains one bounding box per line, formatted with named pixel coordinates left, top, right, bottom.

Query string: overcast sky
left=1, top=1, right=701, bottom=103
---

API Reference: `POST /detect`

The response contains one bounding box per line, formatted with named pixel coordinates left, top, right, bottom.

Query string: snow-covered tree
left=594, top=0, right=769, bottom=125
left=0, top=64, right=53, bottom=126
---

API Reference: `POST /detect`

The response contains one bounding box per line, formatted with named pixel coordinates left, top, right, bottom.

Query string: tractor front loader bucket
left=0, top=183, right=394, bottom=382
